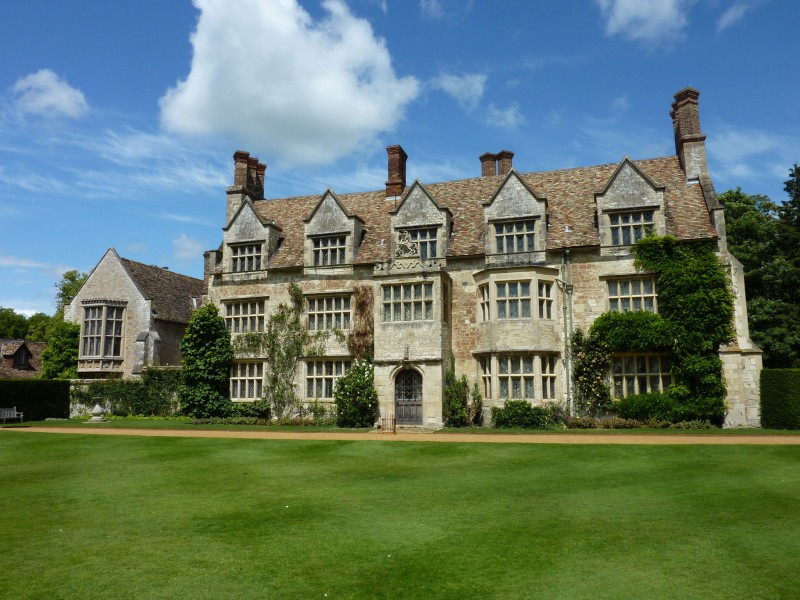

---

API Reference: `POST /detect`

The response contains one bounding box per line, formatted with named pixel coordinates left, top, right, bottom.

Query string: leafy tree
left=178, top=303, right=234, bottom=418
left=333, top=359, right=378, bottom=428
left=0, top=307, right=29, bottom=339
left=40, top=320, right=80, bottom=379
left=54, top=269, right=89, bottom=317
left=719, top=181, right=800, bottom=368
left=25, top=313, right=52, bottom=341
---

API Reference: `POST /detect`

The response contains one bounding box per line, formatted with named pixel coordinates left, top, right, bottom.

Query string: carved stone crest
left=395, top=230, right=419, bottom=258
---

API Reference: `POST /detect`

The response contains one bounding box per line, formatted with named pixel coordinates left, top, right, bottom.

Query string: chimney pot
left=233, top=150, right=250, bottom=188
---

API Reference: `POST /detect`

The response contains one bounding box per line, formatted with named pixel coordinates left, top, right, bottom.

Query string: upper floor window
left=313, top=235, right=347, bottom=266
left=496, top=281, right=531, bottom=319
left=224, top=299, right=265, bottom=334
left=13, top=346, right=31, bottom=369
left=608, top=277, right=657, bottom=313
left=382, top=283, right=433, bottom=322
left=82, top=304, right=124, bottom=358
left=494, top=220, right=535, bottom=254
left=538, top=282, right=554, bottom=319
left=230, top=361, right=264, bottom=400
left=407, top=228, right=438, bottom=259
left=480, top=356, right=492, bottom=399
left=612, top=354, right=671, bottom=398
left=231, top=243, right=262, bottom=272
left=308, top=296, right=351, bottom=331
left=609, top=211, right=654, bottom=245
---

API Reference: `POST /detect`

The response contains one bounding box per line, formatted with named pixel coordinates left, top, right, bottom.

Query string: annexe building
left=65, top=248, right=205, bottom=379
left=204, top=88, right=762, bottom=427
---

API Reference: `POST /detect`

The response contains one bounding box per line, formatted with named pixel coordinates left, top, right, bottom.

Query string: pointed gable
left=483, top=170, right=546, bottom=221
left=391, top=180, right=451, bottom=226
left=304, top=189, right=363, bottom=235
left=595, top=157, right=664, bottom=211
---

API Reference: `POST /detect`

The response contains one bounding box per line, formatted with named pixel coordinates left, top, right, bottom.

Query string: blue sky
left=0, top=0, right=797, bottom=316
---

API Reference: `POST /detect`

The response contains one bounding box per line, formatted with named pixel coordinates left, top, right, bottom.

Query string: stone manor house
left=200, top=87, right=761, bottom=427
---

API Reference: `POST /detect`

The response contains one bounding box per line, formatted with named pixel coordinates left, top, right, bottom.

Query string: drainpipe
left=561, top=250, right=575, bottom=416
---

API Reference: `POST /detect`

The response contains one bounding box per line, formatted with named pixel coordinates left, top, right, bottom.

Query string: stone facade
left=205, top=88, right=762, bottom=427
left=64, top=248, right=205, bottom=379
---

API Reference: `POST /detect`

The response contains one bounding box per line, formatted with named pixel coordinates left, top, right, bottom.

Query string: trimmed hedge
left=491, top=400, right=553, bottom=429
left=0, top=380, right=70, bottom=421
left=761, top=369, right=800, bottom=429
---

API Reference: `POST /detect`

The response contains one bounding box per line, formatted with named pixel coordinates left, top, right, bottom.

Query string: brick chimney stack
left=480, top=152, right=497, bottom=176
left=227, top=150, right=267, bottom=224
left=670, top=87, right=708, bottom=180
left=497, top=150, right=514, bottom=176
left=386, top=145, right=408, bottom=198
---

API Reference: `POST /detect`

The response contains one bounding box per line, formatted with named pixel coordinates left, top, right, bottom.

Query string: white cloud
left=430, top=72, right=486, bottom=111
left=172, top=234, right=208, bottom=262
left=419, top=0, right=444, bottom=19
left=11, top=69, right=89, bottom=119
left=486, top=103, right=525, bottom=129
left=612, top=95, right=631, bottom=112
left=716, top=1, right=759, bottom=32
left=594, top=0, right=697, bottom=44
left=707, top=124, right=794, bottom=183
left=160, top=0, right=419, bottom=167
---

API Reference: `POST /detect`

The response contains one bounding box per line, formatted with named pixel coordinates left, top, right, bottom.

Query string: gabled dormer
left=483, top=170, right=547, bottom=265
left=390, top=180, right=451, bottom=262
left=595, top=158, right=666, bottom=254
left=303, top=189, right=364, bottom=273
left=222, top=198, right=282, bottom=276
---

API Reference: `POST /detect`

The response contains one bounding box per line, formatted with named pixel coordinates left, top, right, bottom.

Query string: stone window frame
left=80, top=301, right=126, bottom=359
left=305, top=359, right=351, bottom=400
left=307, top=295, right=352, bottom=331
left=492, top=218, right=537, bottom=255
left=223, top=298, right=266, bottom=334
left=496, top=280, right=532, bottom=320
left=538, top=281, right=554, bottom=319
left=12, top=346, right=31, bottom=369
left=311, top=234, right=348, bottom=266
left=478, top=284, right=490, bottom=322
left=607, top=276, right=658, bottom=313
left=479, top=353, right=559, bottom=403
left=404, top=226, right=438, bottom=259
left=381, top=282, right=434, bottom=322
left=611, top=353, right=672, bottom=398
left=230, top=361, right=264, bottom=400
left=607, top=209, right=655, bottom=246
left=230, top=242, right=263, bottom=272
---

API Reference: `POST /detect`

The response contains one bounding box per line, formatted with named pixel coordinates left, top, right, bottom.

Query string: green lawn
left=1, top=432, right=798, bottom=599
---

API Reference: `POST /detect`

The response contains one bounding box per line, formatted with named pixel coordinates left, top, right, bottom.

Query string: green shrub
left=442, top=358, right=482, bottom=427
left=614, top=387, right=725, bottom=426
left=0, top=379, right=70, bottom=421
left=71, top=368, right=182, bottom=417
left=491, top=400, right=552, bottom=429
left=334, top=359, right=378, bottom=428
left=615, top=391, right=676, bottom=422
left=178, top=303, right=234, bottom=418
left=760, top=369, right=800, bottom=429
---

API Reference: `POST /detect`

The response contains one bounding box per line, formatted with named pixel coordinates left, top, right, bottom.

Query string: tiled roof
left=121, top=259, right=205, bottom=323
left=0, top=339, right=45, bottom=379
left=255, top=155, right=716, bottom=269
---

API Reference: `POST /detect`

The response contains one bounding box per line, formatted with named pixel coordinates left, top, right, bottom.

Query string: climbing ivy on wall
left=571, top=236, right=735, bottom=424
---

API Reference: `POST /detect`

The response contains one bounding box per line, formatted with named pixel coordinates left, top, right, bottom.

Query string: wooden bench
left=0, top=407, right=23, bottom=423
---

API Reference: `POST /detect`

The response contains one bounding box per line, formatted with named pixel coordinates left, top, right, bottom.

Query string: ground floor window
left=230, top=362, right=264, bottom=400
left=306, top=359, right=351, bottom=399
left=479, top=353, right=560, bottom=403
left=612, top=353, right=671, bottom=397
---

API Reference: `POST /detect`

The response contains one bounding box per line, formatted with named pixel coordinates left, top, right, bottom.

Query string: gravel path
left=3, top=426, right=799, bottom=445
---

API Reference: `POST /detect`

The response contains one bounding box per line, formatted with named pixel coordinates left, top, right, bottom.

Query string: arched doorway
left=395, top=369, right=423, bottom=425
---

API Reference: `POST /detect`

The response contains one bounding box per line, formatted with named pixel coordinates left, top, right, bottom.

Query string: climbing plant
left=571, top=236, right=734, bottom=425
left=442, top=357, right=482, bottom=427
left=347, top=285, right=374, bottom=360
left=233, top=282, right=343, bottom=418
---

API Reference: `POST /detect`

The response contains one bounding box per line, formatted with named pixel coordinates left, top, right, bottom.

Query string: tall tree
left=719, top=178, right=800, bottom=368
left=0, top=307, right=29, bottom=339
left=53, top=269, right=89, bottom=320
left=40, top=320, right=80, bottom=379
left=25, top=312, right=53, bottom=341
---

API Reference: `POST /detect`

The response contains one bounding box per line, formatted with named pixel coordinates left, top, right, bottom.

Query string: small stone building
left=204, top=87, right=762, bottom=427
left=0, top=340, right=46, bottom=379
left=65, top=248, right=205, bottom=379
